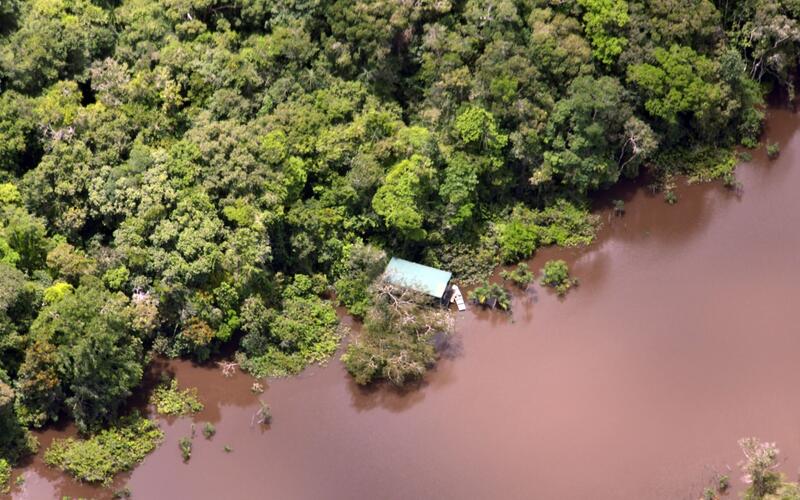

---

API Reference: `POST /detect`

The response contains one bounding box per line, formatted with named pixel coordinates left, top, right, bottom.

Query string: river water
left=11, top=108, right=800, bottom=499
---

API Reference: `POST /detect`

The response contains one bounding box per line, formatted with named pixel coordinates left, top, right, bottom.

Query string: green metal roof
left=384, top=257, right=452, bottom=298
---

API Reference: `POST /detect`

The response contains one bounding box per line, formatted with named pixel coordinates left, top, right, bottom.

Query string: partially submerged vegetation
left=493, top=202, right=598, bottom=265
left=252, top=401, right=272, bottom=426
left=43, top=414, right=163, bottom=485
left=540, top=260, right=578, bottom=296
left=0, top=380, right=37, bottom=491
left=767, top=143, right=781, bottom=160
left=150, top=379, right=204, bottom=416
left=501, top=263, right=535, bottom=290
left=202, top=422, right=215, bottom=439
left=178, top=437, right=192, bottom=462
left=469, top=282, right=512, bottom=311
left=342, top=281, right=453, bottom=386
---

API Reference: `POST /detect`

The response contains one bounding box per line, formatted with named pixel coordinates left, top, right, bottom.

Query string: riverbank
left=10, top=107, right=800, bottom=499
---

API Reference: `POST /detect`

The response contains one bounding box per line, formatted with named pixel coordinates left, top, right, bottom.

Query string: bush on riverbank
left=657, top=147, right=738, bottom=184
left=493, top=201, right=597, bottom=263
left=0, top=383, right=36, bottom=494
left=150, top=379, right=203, bottom=416
left=43, top=414, right=164, bottom=484
left=0, top=458, right=10, bottom=493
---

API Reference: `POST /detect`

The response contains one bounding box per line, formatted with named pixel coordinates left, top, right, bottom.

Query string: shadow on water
left=348, top=378, right=429, bottom=413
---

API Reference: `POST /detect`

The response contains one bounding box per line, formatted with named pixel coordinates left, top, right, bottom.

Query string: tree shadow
left=347, top=377, right=428, bottom=413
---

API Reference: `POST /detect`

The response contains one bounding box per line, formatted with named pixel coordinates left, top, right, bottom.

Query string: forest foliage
left=0, top=0, right=799, bottom=466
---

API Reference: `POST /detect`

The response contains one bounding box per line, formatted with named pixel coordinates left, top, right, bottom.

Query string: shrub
left=112, top=487, right=132, bottom=499
left=722, top=172, right=742, bottom=191
left=494, top=201, right=597, bottom=263
left=237, top=348, right=309, bottom=378
left=429, top=238, right=500, bottom=284
left=150, top=379, right=203, bottom=416
left=0, top=458, right=9, bottom=493
left=540, top=260, right=577, bottom=296
left=495, top=217, right=541, bottom=263
left=334, top=275, right=372, bottom=317
left=43, top=414, right=163, bottom=484
left=469, top=281, right=511, bottom=310
left=202, top=422, right=215, bottom=439
left=500, top=263, right=534, bottom=289
left=612, top=199, right=625, bottom=216
left=179, top=437, right=192, bottom=462
left=656, top=146, right=736, bottom=183
left=767, top=142, right=780, bottom=159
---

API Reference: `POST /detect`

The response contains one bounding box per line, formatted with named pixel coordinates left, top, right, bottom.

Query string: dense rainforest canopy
left=0, top=0, right=799, bottom=468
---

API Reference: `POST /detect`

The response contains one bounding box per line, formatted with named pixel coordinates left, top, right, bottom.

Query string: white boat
left=450, top=285, right=466, bottom=312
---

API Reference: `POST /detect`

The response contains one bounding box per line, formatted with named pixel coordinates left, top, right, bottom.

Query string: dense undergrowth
left=0, top=0, right=799, bottom=474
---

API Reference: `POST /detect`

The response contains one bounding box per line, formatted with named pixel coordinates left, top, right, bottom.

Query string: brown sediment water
left=11, top=107, right=800, bottom=500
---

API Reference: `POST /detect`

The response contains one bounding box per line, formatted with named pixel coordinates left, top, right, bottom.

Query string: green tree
left=577, top=0, right=630, bottom=65
left=627, top=45, right=728, bottom=132
left=16, top=282, right=144, bottom=432
left=372, top=155, right=435, bottom=240
left=537, top=75, right=656, bottom=192
left=0, top=264, right=39, bottom=376
left=0, top=0, right=114, bottom=92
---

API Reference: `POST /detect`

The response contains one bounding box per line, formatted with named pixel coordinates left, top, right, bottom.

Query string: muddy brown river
left=10, top=108, right=800, bottom=499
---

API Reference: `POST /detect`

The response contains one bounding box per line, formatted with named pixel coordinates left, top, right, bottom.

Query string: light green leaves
left=577, top=0, right=629, bottom=65
left=372, top=154, right=435, bottom=239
